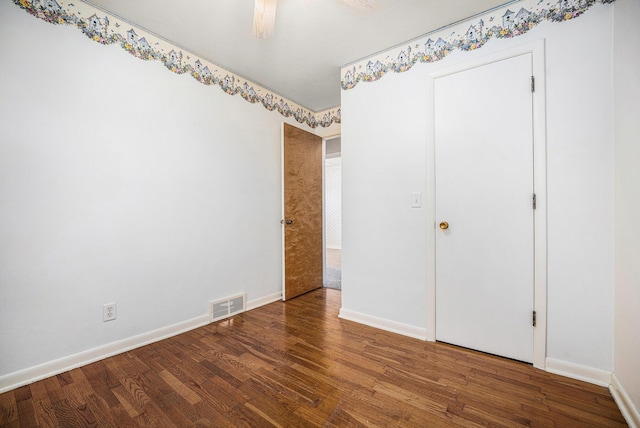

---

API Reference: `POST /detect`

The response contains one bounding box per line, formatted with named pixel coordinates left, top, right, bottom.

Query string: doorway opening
left=324, top=137, right=341, bottom=290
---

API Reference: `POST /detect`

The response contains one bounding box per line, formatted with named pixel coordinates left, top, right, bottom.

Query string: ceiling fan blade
left=341, top=0, right=377, bottom=9
left=253, top=0, right=277, bottom=39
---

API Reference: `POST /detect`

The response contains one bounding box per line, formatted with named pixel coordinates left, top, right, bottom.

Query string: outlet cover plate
left=103, top=302, right=117, bottom=322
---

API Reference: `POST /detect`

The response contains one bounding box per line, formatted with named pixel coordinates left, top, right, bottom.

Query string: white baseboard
left=610, top=373, right=640, bottom=428
left=0, top=291, right=283, bottom=394
left=0, top=314, right=209, bottom=394
left=545, top=358, right=612, bottom=387
left=247, top=291, right=282, bottom=310
left=338, top=308, right=427, bottom=341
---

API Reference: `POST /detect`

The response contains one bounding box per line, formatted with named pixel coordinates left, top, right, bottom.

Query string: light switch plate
left=411, top=192, right=422, bottom=208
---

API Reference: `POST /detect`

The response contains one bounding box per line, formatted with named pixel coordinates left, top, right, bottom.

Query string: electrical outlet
left=103, top=303, right=117, bottom=322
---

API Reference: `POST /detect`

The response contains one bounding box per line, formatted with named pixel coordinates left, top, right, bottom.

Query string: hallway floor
left=325, top=248, right=341, bottom=290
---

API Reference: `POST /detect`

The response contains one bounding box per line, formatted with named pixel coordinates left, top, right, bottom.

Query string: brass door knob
left=439, top=221, right=449, bottom=230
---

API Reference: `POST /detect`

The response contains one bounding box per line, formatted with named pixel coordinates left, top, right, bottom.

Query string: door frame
left=425, top=40, right=547, bottom=369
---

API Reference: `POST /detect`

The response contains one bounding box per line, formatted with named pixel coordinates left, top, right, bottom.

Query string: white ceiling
left=85, top=0, right=513, bottom=111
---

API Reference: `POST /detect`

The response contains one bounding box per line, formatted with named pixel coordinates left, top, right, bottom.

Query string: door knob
left=285, top=219, right=294, bottom=225
left=439, top=221, right=449, bottom=230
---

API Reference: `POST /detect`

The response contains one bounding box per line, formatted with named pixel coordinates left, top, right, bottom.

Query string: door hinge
left=532, top=193, right=537, bottom=210
left=531, top=76, right=535, bottom=92
left=532, top=310, right=537, bottom=327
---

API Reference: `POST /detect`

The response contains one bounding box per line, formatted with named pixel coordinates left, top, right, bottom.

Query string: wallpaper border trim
left=341, top=0, right=615, bottom=90
left=11, top=0, right=340, bottom=129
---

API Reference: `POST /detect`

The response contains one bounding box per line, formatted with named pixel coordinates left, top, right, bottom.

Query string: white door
left=434, top=53, right=534, bottom=363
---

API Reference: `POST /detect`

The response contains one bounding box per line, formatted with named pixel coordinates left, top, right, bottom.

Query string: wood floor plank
left=50, top=398, right=82, bottom=428
left=111, top=384, right=144, bottom=418
left=546, top=398, right=628, bottom=427
left=380, top=365, right=457, bottom=402
left=12, top=385, right=38, bottom=427
left=0, top=389, right=18, bottom=425
left=0, top=288, right=629, bottom=427
left=15, top=397, right=38, bottom=428
left=224, top=402, right=282, bottom=428
left=83, top=393, right=118, bottom=428
left=191, top=401, right=236, bottom=428
left=242, top=402, right=287, bottom=428
left=318, top=404, right=370, bottom=428
left=240, top=377, right=303, bottom=422
left=137, top=369, right=194, bottom=427
left=157, top=369, right=202, bottom=405
left=31, top=398, right=61, bottom=428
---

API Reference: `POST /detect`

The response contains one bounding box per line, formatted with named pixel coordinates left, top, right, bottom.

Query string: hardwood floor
left=0, top=289, right=627, bottom=427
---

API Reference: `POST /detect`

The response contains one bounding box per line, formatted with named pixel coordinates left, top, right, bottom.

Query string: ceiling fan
left=252, top=0, right=377, bottom=38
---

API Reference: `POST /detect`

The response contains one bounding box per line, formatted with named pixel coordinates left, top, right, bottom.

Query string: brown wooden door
left=283, top=123, right=323, bottom=300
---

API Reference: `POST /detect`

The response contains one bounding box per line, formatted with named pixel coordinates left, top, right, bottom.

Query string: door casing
left=425, top=40, right=548, bottom=369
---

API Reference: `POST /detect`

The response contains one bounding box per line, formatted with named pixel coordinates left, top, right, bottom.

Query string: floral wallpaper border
left=341, top=0, right=615, bottom=90
left=12, top=0, right=341, bottom=129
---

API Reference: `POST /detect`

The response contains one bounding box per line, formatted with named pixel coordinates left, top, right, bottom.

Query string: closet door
left=434, top=53, right=534, bottom=363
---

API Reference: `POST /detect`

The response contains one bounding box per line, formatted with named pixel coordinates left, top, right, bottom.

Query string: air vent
left=209, top=293, right=246, bottom=322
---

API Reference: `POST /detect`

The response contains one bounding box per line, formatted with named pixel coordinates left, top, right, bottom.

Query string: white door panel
left=435, top=53, right=534, bottom=363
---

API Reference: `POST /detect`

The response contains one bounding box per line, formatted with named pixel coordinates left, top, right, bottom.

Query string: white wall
left=342, top=4, right=615, bottom=371
left=342, top=70, right=430, bottom=328
left=613, top=0, right=640, bottom=416
left=0, top=0, right=322, bottom=384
